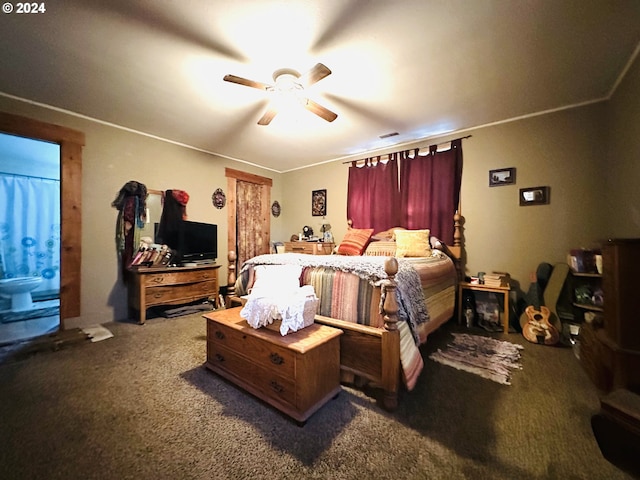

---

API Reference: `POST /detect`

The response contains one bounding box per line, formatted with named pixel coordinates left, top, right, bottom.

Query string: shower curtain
left=0, top=174, right=60, bottom=293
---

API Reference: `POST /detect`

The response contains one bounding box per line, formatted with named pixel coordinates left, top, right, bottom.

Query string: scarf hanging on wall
left=111, top=180, right=148, bottom=272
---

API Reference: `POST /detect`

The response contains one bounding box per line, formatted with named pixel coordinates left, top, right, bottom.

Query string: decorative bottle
left=464, top=296, right=475, bottom=328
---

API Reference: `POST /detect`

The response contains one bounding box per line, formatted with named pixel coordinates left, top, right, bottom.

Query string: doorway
left=225, top=168, right=272, bottom=288
left=0, top=110, right=84, bottom=329
left=0, top=132, right=61, bottom=344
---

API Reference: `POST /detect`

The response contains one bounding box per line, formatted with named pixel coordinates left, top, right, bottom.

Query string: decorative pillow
left=371, top=226, right=405, bottom=241
left=364, top=241, right=397, bottom=257
left=250, top=265, right=302, bottom=296
left=337, top=228, right=374, bottom=256
left=394, top=229, right=431, bottom=257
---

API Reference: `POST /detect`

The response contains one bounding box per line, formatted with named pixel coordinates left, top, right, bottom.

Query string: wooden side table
left=458, top=281, right=511, bottom=333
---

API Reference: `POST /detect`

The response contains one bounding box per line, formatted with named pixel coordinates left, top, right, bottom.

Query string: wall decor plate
left=212, top=188, right=226, bottom=209
left=271, top=200, right=281, bottom=217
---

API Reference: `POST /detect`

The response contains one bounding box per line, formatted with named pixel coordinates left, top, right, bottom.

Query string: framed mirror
left=139, top=189, right=163, bottom=241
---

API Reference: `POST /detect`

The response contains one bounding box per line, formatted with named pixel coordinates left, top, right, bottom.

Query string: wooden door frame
left=225, top=168, right=272, bottom=287
left=0, top=111, right=84, bottom=327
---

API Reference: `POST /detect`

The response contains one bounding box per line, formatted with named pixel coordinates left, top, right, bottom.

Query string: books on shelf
left=482, top=272, right=510, bottom=287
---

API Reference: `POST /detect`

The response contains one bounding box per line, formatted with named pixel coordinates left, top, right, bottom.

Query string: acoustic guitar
left=519, top=267, right=564, bottom=346
left=522, top=304, right=560, bottom=345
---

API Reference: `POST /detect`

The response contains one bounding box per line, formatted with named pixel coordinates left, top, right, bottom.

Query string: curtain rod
left=0, top=171, right=60, bottom=181
left=342, top=134, right=472, bottom=164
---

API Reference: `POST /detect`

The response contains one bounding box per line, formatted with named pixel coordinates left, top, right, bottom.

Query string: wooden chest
left=204, top=307, right=342, bottom=423
left=283, top=241, right=334, bottom=255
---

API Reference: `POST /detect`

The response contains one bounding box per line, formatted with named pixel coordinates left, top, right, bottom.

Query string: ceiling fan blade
left=257, top=107, right=278, bottom=125
left=300, top=63, right=332, bottom=87
left=304, top=99, right=338, bottom=122
left=223, top=74, right=272, bottom=91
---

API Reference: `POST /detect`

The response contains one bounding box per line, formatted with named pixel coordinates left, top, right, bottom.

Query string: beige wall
left=283, top=102, right=611, bottom=295
left=604, top=54, right=640, bottom=235
left=0, top=96, right=283, bottom=327
left=278, top=161, right=348, bottom=244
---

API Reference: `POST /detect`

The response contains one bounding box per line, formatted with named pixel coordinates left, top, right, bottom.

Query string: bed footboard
left=314, top=315, right=400, bottom=410
left=315, top=257, right=401, bottom=411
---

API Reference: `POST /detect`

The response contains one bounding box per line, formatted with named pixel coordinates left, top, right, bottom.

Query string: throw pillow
left=337, top=228, right=374, bottom=256
left=395, top=229, right=431, bottom=257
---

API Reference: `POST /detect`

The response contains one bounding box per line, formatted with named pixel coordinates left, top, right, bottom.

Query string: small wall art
left=271, top=200, right=281, bottom=217
left=519, top=186, right=550, bottom=206
left=489, top=167, right=516, bottom=187
left=212, top=188, right=226, bottom=209
left=312, top=189, right=327, bottom=216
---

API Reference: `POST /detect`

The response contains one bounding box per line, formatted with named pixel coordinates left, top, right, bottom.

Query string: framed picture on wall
left=489, top=167, right=516, bottom=187
left=519, top=186, right=550, bottom=206
left=312, top=189, right=327, bottom=216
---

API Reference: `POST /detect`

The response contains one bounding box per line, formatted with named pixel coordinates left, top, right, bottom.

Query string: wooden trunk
left=204, top=308, right=342, bottom=424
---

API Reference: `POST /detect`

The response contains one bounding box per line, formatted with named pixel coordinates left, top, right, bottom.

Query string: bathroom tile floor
left=0, top=300, right=60, bottom=346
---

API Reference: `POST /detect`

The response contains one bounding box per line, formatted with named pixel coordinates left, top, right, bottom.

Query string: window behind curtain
left=346, top=139, right=462, bottom=244
left=400, top=139, right=462, bottom=244
left=346, top=156, right=400, bottom=232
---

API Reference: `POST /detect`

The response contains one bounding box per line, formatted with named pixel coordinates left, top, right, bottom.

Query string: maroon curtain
left=346, top=156, right=400, bottom=231
left=399, top=139, right=462, bottom=244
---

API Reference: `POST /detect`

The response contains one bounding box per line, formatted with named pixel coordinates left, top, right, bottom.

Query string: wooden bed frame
left=225, top=214, right=464, bottom=411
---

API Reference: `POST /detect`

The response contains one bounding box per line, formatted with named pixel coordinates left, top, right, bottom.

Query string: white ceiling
left=1, top=0, right=638, bottom=172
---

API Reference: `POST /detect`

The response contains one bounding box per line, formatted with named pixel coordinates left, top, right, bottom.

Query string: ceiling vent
left=379, top=132, right=399, bottom=139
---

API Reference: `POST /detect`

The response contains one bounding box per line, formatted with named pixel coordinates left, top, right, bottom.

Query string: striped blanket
left=237, top=254, right=429, bottom=338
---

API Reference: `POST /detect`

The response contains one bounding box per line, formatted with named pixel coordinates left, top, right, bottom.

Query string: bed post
left=380, top=257, right=400, bottom=411
left=227, top=250, right=237, bottom=300
left=449, top=211, right=464, bottom=281
left=453, top=211, right=462, bottom=250
left=381, top=257, right=399, bottom=332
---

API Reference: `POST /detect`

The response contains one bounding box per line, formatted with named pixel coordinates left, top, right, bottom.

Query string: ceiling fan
left=223, top=63, right=338, bottom=126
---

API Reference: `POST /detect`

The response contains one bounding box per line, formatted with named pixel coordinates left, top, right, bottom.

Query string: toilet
left=0, top=276, right=43, bottom=311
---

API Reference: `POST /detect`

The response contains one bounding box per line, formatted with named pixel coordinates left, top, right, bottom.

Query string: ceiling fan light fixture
left=270, top=73, right=306, bottom=111
left=223, top=63, right=337, bottom=125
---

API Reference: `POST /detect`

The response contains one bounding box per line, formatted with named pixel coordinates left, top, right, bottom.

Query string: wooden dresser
left=204, top=307, right=342, bottom=424
left=579, top=239, right=640, bottom=392
left=127, top=264, right=220, bottom=324
left=284, top=241, right=334, bottom=255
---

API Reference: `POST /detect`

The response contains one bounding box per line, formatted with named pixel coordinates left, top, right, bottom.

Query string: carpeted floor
left=0, top=312, right=635, bottom=480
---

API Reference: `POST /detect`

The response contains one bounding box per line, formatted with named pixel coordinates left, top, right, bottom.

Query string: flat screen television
left=179, top=220, right=218, bottom=263
left=154, top=220, right=218, bottom=264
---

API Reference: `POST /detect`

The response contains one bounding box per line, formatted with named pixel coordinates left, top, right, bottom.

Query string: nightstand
left=458, top=281, right=511, bottom=333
